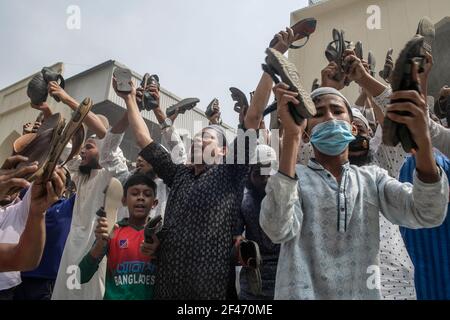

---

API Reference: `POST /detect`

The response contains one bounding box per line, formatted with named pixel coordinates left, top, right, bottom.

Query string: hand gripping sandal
left=229, top=87, right=249, bottom=113
left=325, top=29, right=354, bottom=85
left=383, top=36, right=426, bottom=152
left=27, top=67, right=65, bottom=105
left=138, top=73, right=160, bottom=111
left=379, top=48, right=394, bottom=83
left=166, top=98, right=200, bottom=117
left=269, top=18, right=317, bottom=49
left=232, top=239, right=262, bottom=296
left=263, top=48, right=316, bottom=124
left=96, top=177, right=123, bottom=235
left=144, top=215, right=163, bottom=244
left=416, top=16, right=435, bottom=54
left=10, top=98, right=93, bottom=194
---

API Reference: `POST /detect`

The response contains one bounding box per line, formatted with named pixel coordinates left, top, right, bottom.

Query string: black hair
left=123, top=174, right=157, bottom=196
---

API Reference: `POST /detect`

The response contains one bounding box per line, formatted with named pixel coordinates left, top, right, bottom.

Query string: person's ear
left=351, top=122, right=358, bottom=136
left=121, top=196, right=127, bottom=207
left=152, top=199, right=159, bottom=209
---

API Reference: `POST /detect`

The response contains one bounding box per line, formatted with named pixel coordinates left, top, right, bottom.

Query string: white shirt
left=0, top=188, right=32, bottom=290
left=52, top=129, right=128, bottom=300
left=260, top=162, right=448, bottom=300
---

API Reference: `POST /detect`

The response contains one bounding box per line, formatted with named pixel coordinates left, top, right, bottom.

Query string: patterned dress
left=139, top=142, right=249, bottom=300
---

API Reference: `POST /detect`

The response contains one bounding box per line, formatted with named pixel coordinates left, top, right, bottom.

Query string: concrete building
left=290, top=0, right=450, bottom=104
left=0, top=60, right=235, bottom=164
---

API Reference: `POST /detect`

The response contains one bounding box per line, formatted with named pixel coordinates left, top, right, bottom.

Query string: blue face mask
left=310, top=120, right=356, bottom=156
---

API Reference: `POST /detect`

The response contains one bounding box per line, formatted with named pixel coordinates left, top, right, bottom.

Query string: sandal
left=368, top=50, right=376, bottom=77
left=144, top=215, right=163, bottom=244
left=205, top=98, right=219, bottom=118
left=139, top=73, right=160, bottom=111
left=383, top=36, right=425, bottom=152
left=416, top=16, right=435, bottom=53
left=354, top=41, right=363, bottom=60
left=263, top=48, right=316, bottom=124
left=229, top=87, right=249, bottom=113
left=27, top=67, right=65, bottom=105
left=96, top=177, right=123, bottom=234
left=269, top=18, right=317, bottom=49
left=166, top=97, right=200, bottom=117
left=113, top=67, right=133, bottom=93
left=311, top=78, right=320, bottom=92
left=325, top=29, right=353, bottom=84
left=379, top=48, right=394, bottom=83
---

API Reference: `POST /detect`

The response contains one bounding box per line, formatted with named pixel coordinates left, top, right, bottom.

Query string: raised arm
left=112, top=78, right=152, bottom=148
left=244, top=27, right=301, bottom=130
left=260, top=83, right=305, bottom=243
left=48, top=81, right=107, bottom=139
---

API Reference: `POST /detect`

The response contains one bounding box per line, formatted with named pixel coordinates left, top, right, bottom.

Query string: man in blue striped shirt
left=399, top=151, right=450, bottom=300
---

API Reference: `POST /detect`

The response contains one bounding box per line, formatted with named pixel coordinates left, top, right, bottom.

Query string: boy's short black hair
left=123, top=174, right=157, bottom=196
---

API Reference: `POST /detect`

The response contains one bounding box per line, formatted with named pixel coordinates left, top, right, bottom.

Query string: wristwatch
left=160, top=118, right=173, bottom=130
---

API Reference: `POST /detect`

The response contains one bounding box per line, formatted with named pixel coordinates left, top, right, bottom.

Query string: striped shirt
left=399, top=152, right=450, bottom=300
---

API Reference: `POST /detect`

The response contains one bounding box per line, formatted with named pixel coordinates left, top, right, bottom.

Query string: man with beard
left=51, top=89, right=129, bottom=300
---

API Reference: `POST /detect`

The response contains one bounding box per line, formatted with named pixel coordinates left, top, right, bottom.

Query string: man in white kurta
left=52, top=129, right=128, bottom=300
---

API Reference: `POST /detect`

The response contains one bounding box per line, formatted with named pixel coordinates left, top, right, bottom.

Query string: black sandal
left=269, top=18, right=317, bottom=49
left=263, top=48, right=316, bottom=124
left=383, top=36, right=426, bottom=152
left=229, top=87, right=249, bottom=113
left=166, top=98, right=200, bottom=117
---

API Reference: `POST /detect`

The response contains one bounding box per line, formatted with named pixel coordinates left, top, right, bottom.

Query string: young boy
left=78, top=174, right=159, bottom=300
left=260, top=76, right=449, bottom=299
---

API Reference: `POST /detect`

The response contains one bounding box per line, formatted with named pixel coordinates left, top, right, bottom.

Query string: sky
left=0, top=0, right=309, bottom=126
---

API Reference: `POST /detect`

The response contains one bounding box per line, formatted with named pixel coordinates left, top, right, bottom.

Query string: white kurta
left=52, top=129, right=128, bottom=300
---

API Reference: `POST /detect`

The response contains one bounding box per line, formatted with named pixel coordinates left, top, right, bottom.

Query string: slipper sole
left=265, top=48, right=316, bottom=120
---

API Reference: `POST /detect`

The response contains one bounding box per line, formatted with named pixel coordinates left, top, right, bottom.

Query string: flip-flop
left=27, top=67, right=65, bottom=105
left=144, top=215, right=163, bottom=244
left=383, top=36, right=425, bottom=152
left=264, top=48, right=316, bottom=124
left=101, top=177, right=123, bottom=235
left=166, top=98, right=200, bottom=117
left=379, top=48, right=394, bottom=83
left=113, top=67, right=133, bottom=93
left=269, top=18, right=317, bottom=49
left=416, top=16, right=435, bottom=53
left=229, top=87, right=249, bottom=113
left=205, top=98, right=219, bottom=118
